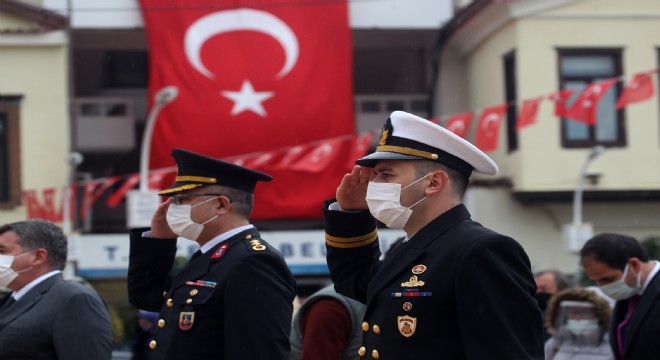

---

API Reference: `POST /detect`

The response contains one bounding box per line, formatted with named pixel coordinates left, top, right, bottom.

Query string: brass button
left=186, top=298, right=193, bottom=304
left=361, top=321, right=369, bottom=331
left=162, top=291, right=167, bottom=298
left=358, top=346, right=366, bottom=357
left=246, top=234, right=252, bottom=239
left=190, top=289, right=198, bottom=296
left=371, top=349, right=379, bottom=359
left=157, top=319, right=165, bottom=328
left=149, top=340, right=157, bottom=350
left=372, top=325, right=380, bottom=334
left=166, top=299, right=173, bottom=308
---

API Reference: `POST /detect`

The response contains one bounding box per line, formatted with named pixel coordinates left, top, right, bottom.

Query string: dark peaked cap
left=158, top=148, right=272, bottom=195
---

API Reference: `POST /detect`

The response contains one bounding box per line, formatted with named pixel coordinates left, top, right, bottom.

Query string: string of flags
left=436, top=68, right=660, bottom=152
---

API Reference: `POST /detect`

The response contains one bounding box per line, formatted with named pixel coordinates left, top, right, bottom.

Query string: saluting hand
left=151, top=198, right=177, bottom=239
left=336, top=165, right=373, bottom=211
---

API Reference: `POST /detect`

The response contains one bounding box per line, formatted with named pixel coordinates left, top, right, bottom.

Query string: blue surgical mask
left=599, top=263, right=642, bottom=301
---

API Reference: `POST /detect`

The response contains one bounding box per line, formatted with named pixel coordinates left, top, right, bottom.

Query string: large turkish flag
left=139, top=0, right=354, bottom=170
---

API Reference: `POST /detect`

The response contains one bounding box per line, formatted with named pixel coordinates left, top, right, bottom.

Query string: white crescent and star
left=482, top=113, right=500, bottom=130
left=448, top=120, right=465, bottom=135
left=184, top=8, right=299, bottom=117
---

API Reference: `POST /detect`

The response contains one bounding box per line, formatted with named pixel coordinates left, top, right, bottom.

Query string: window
left=0, top=96, right=22, bottom=208
left=503, top=51, right=517, bottom=152
left=558, top=49, right=625, bottom=147
left=101, top=50, right=148, bottom=88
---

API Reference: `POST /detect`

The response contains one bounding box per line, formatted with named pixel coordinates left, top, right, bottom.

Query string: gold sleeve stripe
left=325, top=230, right=378, bottom=248
left=375, top=145, right=438, bottom=161
left=175, top=176, right=218, bottom=184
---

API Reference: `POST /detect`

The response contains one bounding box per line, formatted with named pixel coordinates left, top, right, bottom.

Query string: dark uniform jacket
left=128, top=227, right=296, bottom=360
left=324, top=202, right=545, bottom=360
left=610, top=269, right=660, bottom=360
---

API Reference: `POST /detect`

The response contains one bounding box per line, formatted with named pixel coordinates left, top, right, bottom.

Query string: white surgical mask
left=0, top=252, right=33, bottom=288
left=365, top=175, right=429, bottom=229
left=166, top=197, right=219, bottom=241
left=565, top=319, right=599, bottom=335
left=599, top=263, right=642, bottom=301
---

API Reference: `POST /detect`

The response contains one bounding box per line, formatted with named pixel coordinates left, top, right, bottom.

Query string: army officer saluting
left=127, top=148, right=296, bottom=360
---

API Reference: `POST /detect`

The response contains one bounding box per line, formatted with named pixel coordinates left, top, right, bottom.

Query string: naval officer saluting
left=128, top=148, right=296, bottom=360
left=324, top=111, right=544, bottom=359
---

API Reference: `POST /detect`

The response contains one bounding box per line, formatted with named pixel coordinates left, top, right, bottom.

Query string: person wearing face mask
left=323, top=111, right=544, bottom=359
left=580, top=233, right=660, bottom=360
left=127, top=148, right=296, bottom=360
left=544, top=287, right=614, bottom=360
left=0, top=219, right=113, bottom=359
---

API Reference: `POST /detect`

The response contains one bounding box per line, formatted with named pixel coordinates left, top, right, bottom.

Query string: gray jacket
left=0, top=273, right=113, bottom=360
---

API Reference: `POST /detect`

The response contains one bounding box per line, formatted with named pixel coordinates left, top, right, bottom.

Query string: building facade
left=436, top=0, right=660, bottom=273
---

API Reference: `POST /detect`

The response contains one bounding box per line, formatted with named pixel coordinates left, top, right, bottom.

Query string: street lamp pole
left=563, top=145, right=605, bottom=258
left=62, top=151, right=83, bottom=235
left=139, top=86, right=179, bottom=193
left=572, top=145, right=605, bottom=226
left=127, top=86, right=178, bottom=229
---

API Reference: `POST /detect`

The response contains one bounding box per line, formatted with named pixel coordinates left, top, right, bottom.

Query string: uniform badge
left=378, top=129, right=389, bottom=145
left=211, top=244, right=228, bottom=259
left=250, top=239, right=266, bottom=251
left=179, top=312, right=195, bottom=331
left=403, top=302, right=412, bottom=311
left=401, top=275, right=425, bottom=287
left=397, top=315, right=416, bottom=337
left=411, top=264, right=427, bottom=275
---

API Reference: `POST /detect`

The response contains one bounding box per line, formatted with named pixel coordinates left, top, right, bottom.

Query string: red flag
left=23, top=190, right=45, bottom=219
left=106, top=175, right=139, bottom=208
left=475, top=105, right=507, bottom=152
left=445, top=113, right=473, bottom=139
left=139, top=0, right=354, bottom=170
left=616, top=72, right=655, bottom=109
left=250, top=132, right=373, bottom=219
left=516, top=97, right=542, bottom=130
left=563, top=79, right=618, bottom=125
left=548, top=90, right=574, bottom=117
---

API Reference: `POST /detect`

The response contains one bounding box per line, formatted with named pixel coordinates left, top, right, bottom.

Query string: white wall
left=42, top=0, right=452, bottom=29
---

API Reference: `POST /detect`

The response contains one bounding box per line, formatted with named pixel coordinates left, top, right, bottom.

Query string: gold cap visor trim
left=158, top=183, right=204, bottom=195
left=175, top=175, right=218, bottom=184
left=376, top=145, right=438, bottom=161
left=325, top=230, right=378, bottom=248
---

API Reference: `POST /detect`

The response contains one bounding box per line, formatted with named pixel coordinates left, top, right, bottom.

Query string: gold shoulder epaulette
left=248, top=238, right=266, bottom=251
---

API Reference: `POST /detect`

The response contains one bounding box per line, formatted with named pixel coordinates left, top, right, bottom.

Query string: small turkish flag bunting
left=475, top=105, right=507, bottom=152
left=616, top=72, right=655, bottom=109
left=516, top=97, right=542, bottom=130
left=445, top=113, right=473, bottom=139
left=563, top=79, right=617, bottom=125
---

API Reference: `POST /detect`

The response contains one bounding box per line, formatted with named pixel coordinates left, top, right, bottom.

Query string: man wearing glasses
left=127, top=148, right=296, bottom=360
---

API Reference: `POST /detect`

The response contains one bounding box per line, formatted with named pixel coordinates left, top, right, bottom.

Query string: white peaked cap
left=356, top=111, right=498, bottom=176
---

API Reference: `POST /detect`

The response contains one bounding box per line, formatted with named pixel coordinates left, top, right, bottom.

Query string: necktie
left=617, top=294, right=641, bottom=357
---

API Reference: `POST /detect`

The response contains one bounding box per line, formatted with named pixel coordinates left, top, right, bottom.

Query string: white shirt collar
left=12, top=270, right=61, bottom=301
left=641, top=260, right=660, bottom=295
left=199, top=224, right=254, bottom=254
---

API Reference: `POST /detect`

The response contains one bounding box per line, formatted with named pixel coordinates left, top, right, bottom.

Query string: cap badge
left=397, top=315, right=417, bottom=337
left=401, top=275, right=425, bottom=288
left=378, top=129, right=389, bottom=146
left=411, top=265, right=427, bottom=275
left=179, top=311, right=195, bottom=331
